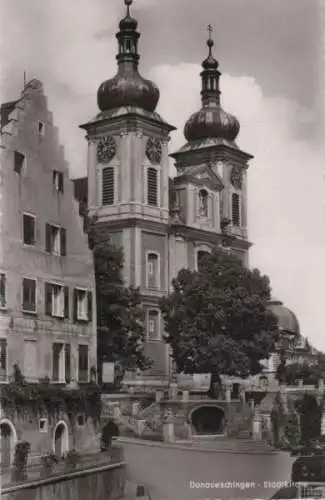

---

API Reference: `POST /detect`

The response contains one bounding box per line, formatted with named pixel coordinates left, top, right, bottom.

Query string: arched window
left=148, top=310, right=159, bottom=340
left=197, top=250, right=210, bottom=271
left=147, top=253, right=159, bottom=289
left=199, top=189, right=208, bottom=217
left=231, top=193, right=240, bottom=227
left=102, top=166, right=115, bottom=205
left=147, top=167, right=158, bottom=206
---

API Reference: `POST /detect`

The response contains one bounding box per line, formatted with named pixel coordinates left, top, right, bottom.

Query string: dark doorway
left=1, top=423, right=12, bottom=467
left=191, top=406, right=225, bottom=435
left=54, top=423, right=68, bottom=458
left=231, top=383, right=240, bottom=399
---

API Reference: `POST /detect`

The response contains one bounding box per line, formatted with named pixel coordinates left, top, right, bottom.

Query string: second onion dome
left=184, top=26, right=240, bottom=143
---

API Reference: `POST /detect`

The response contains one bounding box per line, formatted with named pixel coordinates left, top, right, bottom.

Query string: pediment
left=189, top=163, right=224, bottom=191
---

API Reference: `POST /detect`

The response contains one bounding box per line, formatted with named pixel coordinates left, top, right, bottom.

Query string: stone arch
left=189, top=405, right=225, bottom=435
left=53, top=420, right=69, bottom=458
left=0, top=418, right=18, bottom=466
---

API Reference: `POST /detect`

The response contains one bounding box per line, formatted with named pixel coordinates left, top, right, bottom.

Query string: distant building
left=251, top=300, right=318, bottom=390
left=0, top=79, right=97, bottom=464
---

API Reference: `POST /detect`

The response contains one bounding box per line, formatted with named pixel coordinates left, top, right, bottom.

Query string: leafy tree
left=160, top=248, right=279, bottom=394
left=87, top=215, right=151, bottom=386
left=279, top=362, right=319, bottom=386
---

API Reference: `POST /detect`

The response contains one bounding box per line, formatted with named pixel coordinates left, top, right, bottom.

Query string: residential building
left=0, top=79, right=97, bottom=463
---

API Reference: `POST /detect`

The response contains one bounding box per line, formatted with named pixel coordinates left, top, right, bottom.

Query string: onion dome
left=267, top=299, right=300, bottom=336
left=184, top=26, right=240, bottom=143
left=97, top=0, right=160, bottom=113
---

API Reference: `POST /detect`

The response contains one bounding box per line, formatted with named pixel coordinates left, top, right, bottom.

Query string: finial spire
left=125, top=0, right=133, bottom=17
left=207, top=24, right=214, bottom=56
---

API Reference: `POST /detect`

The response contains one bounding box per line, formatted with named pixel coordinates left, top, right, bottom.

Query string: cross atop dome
left=207, top=24, right=214, bottom=55
left=124, top=0, right=133, bottom=16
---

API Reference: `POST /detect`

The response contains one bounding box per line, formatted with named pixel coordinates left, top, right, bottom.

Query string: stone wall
left=2, top=461, right=125, bottom=500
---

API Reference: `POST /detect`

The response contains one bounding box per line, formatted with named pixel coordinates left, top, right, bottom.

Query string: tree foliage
left=160, top=248, right=279, bottom=381
left=277, top=353, right=325, bottom=387
left=87, top=215, right=151, bottom=384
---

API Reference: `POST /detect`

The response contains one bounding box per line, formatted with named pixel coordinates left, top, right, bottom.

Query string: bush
left=65, top=449, right=80, bottom=469
left=12, top=441, right=30, bottom=482
left=40, top=452, right=58, bottom=477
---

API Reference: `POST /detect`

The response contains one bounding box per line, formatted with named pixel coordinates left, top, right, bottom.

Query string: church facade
left=75, top=0, right=252, bottom=381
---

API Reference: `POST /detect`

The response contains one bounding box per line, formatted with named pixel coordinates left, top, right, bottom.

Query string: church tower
left=170, top=28, right=253, bottom=270
left=80, top=0, right=176, bottom=379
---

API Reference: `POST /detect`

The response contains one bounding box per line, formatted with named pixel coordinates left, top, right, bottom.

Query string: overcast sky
left=1, top=0, right=325, bottom=350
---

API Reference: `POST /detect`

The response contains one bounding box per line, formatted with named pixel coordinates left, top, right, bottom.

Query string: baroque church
left=73, top=0, right=252, bottom=382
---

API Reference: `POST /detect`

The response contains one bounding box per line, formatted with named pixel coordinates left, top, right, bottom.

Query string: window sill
left=51, top=313, right=64, bottom=319
left=0, top=305, right=8, bottom=311
left=22, top=308, right=37, bottom=315
left=23, top=242, right=36, bottom=248
left=76, top=316, right=89, bottom=322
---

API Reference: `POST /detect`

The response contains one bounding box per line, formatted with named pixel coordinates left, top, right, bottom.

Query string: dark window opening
left=53, top=170, right=64, bottom=193
left=14, top=151, right=25, bottom=174
left=22, top=278, right=36, bottom=313
left=23, top=214, right=36, bottom=245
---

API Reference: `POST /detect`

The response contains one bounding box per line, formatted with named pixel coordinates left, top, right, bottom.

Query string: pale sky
left=1, top=0, right=324, bottom=350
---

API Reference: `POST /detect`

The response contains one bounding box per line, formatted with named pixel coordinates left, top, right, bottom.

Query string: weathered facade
left=0, top=79, right=97, bottom=463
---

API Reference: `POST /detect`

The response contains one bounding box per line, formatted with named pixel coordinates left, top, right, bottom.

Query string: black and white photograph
left=0, top=0, right=324, bottom=499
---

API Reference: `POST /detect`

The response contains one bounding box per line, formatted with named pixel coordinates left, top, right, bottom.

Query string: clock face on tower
left=97, top=136, right=116, bottom=164
left=146, top=137, right=162, bottom=164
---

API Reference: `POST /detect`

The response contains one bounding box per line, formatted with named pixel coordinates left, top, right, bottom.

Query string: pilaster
left=87, top=140, right=98, bottom=210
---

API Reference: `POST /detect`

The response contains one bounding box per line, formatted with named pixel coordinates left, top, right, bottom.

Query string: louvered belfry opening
left=232, top=193, right=240, bottom=227
left=102, top=166, right=114, bottom=205
left=147, top=167, right=158, bottom=206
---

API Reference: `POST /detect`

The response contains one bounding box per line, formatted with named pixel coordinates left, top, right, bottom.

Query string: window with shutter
left=147, top=253, right=159, bottom=289
left=22, top=278, right=36, bottom=313
left=23, top=214, right=36, bottom=245
left=232, top=193, right=240, bottom=227
left=45, top=282, right=52, bottom=315
left=102, top=166, right=114, bottom=205
left=45, top=223, right=66, bottom=256
left=74, top=289, right=88, bottom=321
left=147, top=167, right=158, bottom=206
left=64, top=286, right=69, bottom=318
left=0, top=273, right=6, bottom=308
left=65, top=344, right=71, bottom=383
left=0, top=339, right=7, bottom=381
left=60, top=228, right=66, bottom=256
left=78, top=345, right=89, bottom=382
left=87, top=291, right=93, bottom=322
left=51, top=284, right=64, bottom=318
